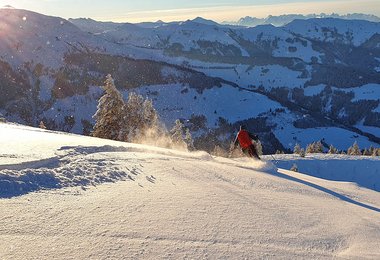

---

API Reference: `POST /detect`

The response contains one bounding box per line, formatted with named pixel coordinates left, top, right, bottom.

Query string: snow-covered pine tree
left=184, top=128, right=195, bottom=151
left=328, top=144, right=338, bottom=154
left=142, top=98, right=159, bottom=130
left=39, top=120, right=47, bottom=130
left=170, top=119, right=187, bottom=149
left=315, top=141, right=324, bottom=153
left=369, top=146, right=375, bottom=156
left=347, top=141, right=361, bottom=156
left=123, top=92, right=145, bottom=141
left=293, top=143, right=302, bottom=154
left=299, top=148, right=306, bottom=157
left=306, top=142, right=315, bottom=154
left=362, top=148, right=371, bottom=156
left=93, top=74, right=125, bottom=141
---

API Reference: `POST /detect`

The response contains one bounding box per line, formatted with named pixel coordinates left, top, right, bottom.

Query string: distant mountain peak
left=223, top=13, right=380, bottom=27
left=191, top=17, right=219, bottom=26
left=2, top=5, right=15, bottom=9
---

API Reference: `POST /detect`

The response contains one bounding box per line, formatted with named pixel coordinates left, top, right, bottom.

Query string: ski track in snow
left=0, top=123, right=380, bottom=259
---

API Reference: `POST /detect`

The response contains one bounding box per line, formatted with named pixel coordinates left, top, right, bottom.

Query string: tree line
left=293, top=141, right=380, bottom=157
left=92, top=74, right=194, bottom=150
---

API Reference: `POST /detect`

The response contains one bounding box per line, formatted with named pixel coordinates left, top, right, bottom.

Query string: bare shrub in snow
left=290, top=164, right=298, bottom=172
left=212, top=145, right=229, bottom=157
left=229, top=142, right=245, bottom=158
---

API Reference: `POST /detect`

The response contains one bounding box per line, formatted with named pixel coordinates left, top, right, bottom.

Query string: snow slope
left=285, top=18, right=380, bottom=46
left=0, top=122, right=380, bottom=259
left=134, top=83, right=283, bottom=127
left=1, top=8, right=379, bottom=154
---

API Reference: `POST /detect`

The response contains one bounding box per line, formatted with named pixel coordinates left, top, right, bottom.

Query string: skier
left=233, top=125, right=260, bottom=159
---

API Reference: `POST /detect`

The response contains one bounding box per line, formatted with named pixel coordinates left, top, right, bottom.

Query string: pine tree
left=170, top=119, right=183, bottom=143
left=39, top=120, right=47, bottom=130
left=123, top=92, right=145, bottom=141
left=142, top=99, right=158, bottom=129
left=315, top=141, right=324, bottom=153
left=93, top=74, right=125, bottom=141
left=328, top=144, right=338, bottom=154
left=293, top=143, right=302, bottom=154
left=306, top=142, right=315, bottom=154
left=305, top=141, right=324, bottom=154
left=184, top=128, right=195, bottom=151
left=362, top=148, right=371, bottom=156
left=369, top=146, right=375, bottom=156
left=347, top=141, right=361, bottom=156
left=170, top=119, right=187, bottom=149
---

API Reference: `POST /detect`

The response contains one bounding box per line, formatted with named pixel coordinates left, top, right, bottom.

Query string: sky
left=0, top=0, right=379, bottom=22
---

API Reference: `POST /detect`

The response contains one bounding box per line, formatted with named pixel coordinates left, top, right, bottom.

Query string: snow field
left=0, top=123, right=380, bottom=259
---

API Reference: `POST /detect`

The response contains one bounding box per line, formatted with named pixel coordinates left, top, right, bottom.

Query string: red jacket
left=236, top=130, right=252, bottom=149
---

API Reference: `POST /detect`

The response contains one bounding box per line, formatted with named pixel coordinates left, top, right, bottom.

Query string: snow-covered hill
left=1, top=8, right=380, bottom=154
left=0, top=122, right=379, bottom=259
left=285, top=18, right=380, bottom=46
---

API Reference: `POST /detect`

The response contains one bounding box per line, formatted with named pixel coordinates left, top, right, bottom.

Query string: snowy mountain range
left=223, top=13, right=380, bottom=27
left=1, top=122, right=380, bottom=259
left=0, top=8, right=380, bottom=153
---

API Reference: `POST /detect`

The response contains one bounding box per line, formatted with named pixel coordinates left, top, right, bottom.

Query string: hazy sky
left=1, top=0, right=379, bottom=22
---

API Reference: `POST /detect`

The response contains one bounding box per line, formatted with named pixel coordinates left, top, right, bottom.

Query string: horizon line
left=1, top=0, right=380, bottom=23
